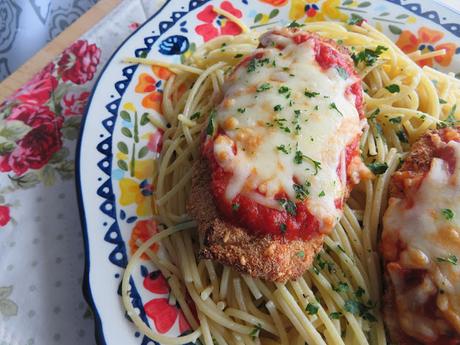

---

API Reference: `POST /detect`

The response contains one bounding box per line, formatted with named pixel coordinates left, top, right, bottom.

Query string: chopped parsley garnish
left=389, top=116, right=402, bottom=124
left=330, top=311, right=342, bottom=319
left=368, top=108, right=380, bottom=120
left=329, top=102, right=343, bottom=116
left=318, top=191, right=325, bottom=197
left=333, top=282, right=349, bottom=293
left=442, top=104, right=459, bottom=128
left=347, top=14, right=364, bottom=25
left=306, top=303, right=319, bottom=315
left=237, top=107, right=246, bottom=113
left=280, top=223, right=287, bottom=234
left=304, top=89, right=320, bottom=98
left=336, top=66, right=349, bottom=80
left=396, top=129, right=409, bottom=143
left=296, top=251, right=305, bottom=258
left=385, top=84, right=400, bottom=93
left=293, top=182, right=310, bottom=200
left=247, top=59, right=257, bottom=73
left=441, top=208, right=455, bottom=220
left=351, top=45, right=388, bottom=67
left=439, top=98, right=447, bottom=104
left=190, top=111, right=201, bottom=120
left=344, top=300, right=377, bottom=322
left=366, top=162, right=388, bottom=175
left=278, top=198, right=297, bottom=216
left=354, top=287, right=365, bottom=298
left=436, top=254, right=457, bottom=265
left=274, top=104, right=283, bottom=112
left=278, top=86, right=290, bottom=94
left=206, top=110, right=217, bottom=136
left=287, top=20, right=305, bottom=28
left=257, top=83, right=272, bottom=92
left=274, top=118, right=291, bottom=133
left=232, top=203, right=240, bottom=211
left=294, top=150, right=322, bottom=175
left=276, top=144, right=291, bottom=154
left=249, top=323, right=262, bottom=339
left=234, top=53, right=243, bottom=58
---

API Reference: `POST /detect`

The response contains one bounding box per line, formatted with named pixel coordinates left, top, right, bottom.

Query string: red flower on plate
left=58, top=40, right=101, bottom=85
left=0, top=205, right=11, bottom=227
left=1, top=117, right=64, bottom=176
left=62, top=92, right=90, bottom=116
left=195, top=1, right=243, bottom=42
left=10, top=62, right=58, bottom=105
left=7, top=103, right=55, bottom=127
left=129, top=219, right=159, bottom=259
left=396, top=27, right=458, bottom=67
left=142, top=270, right=191, bottom=334
left=147, top=129, right=164, bottom=154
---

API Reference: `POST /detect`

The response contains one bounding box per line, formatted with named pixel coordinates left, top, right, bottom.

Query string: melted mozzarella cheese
left=383, top=140, right=460, bottom=337
left=212, top=31, right=365, bottom=232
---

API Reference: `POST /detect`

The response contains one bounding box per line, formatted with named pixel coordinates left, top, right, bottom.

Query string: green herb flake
left=280, top=223, right=287, bottom=234
left=330, top=311, right=342, bottom=319
left=306, top=303, right=319, bottom=315
left=296, top=251, right=305, bottom=258
left=276, top=144, right=291, bottom=154
left=318, top=191, right=325, bottom=197
left=278, top=86, right=290, bottom=94
left=351, top=45, right=388, bottom=67
left=247, top=59, right=257, bottom=73
left=385, top=84, right=400, bottom=93
left=304, top=90, right=320, bottom=98
left=439, top=98, right=447, bottom=104
left=368, top=108, right=380, bottom=120
left=234, top=53, right=243, bottom=58
left=336, top=66, right=349, bottom=80
left=344, top=300, right=377, bottom=322
left=232, top=203, right=240, bottom=211
left=206, top=110, right=217, bottom=136
left=389, top=116, right=402, bottom=124
left=441, top=208, right=455, bottom=220
left=397, top=129, right=409, bottom=143
left=366, top=162, right=388, bottom=175
left=347, top=14, right=364, bottom=25
left=329, top=102, right=343, bottom=116
left=190, top=112, right=201, bottom=120
left=274, top=104, right=283, bottom=112
left=294, top=150, right=304, bottom=164
left=249, top=323, right=262, bottom=339
left=237, top=107, right=246, bottom=114
left=257, top=83, right=272, bottom=92
left=293, top=182, right=310, bottom=200
left=354, top=287, right=365, bottom=298
left=436, top=254, right=457, bottom=265
left=287, top=21, right=305, bottom=28
left=279, top=198, right=297, bottom=216
left=333, top=282, right=349, bottom=293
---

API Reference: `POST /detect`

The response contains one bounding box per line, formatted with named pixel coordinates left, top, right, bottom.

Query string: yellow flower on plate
left=123, top=102, right=136, bottom=112
left=289, top=0, right=347, bottom=23
left=119, top=178, right=152, bottom=217
left=134, top=159, right=154, bottom=180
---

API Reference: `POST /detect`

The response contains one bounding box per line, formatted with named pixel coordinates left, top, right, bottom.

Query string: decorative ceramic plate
left=76, top=0, right=460, bottom=344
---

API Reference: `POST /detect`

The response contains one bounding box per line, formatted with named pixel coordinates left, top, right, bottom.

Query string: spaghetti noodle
left=122, top=18, right=460, bottom=345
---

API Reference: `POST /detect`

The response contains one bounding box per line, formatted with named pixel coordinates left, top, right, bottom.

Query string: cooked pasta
left=122, top=17, right=460, bottom=345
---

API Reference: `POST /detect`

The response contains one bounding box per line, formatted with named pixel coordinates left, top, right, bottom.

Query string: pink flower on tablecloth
left=61, top=92, right=90, bottom=116
left=7, top=103, right=55, bottom=127
left=129, top=22, right=140, bottom=31
left=58, top=40, right=101, bottom=85
left=0, top=205, right=10, bottom=227
left=10, top=62, right=58, bottom=105
left=142, top=270, right=191, bottom=334
left=195, top=1, right=243, bottom=42
left=1, top=117, right=64, bottom=176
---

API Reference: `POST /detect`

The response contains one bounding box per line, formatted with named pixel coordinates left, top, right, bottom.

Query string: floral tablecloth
left=0, top=1, right=163, bottom=344
left=1, top=0, right=460, bottom=344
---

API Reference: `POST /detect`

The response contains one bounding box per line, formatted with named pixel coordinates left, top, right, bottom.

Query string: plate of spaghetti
left=76, top=1, right=460, bottom=344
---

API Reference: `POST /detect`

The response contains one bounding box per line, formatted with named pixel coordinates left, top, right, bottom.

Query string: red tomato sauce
left=203, top=30, right=364, bottom=240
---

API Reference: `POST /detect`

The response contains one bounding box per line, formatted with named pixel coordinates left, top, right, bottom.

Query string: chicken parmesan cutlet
left=382, top=127, right=460, bottom=344
left=188, top=28, right=370, bottom=282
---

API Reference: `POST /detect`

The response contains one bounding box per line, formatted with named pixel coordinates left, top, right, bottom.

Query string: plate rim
left=76, top=1, right=460, bottom=344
